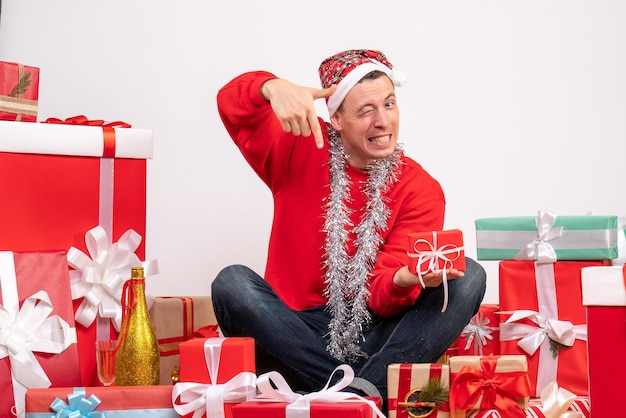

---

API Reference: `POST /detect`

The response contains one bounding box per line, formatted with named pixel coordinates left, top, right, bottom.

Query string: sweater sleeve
left=217, top=71, right=288, bottom=189
left=367, top=163, right=446, bottom=317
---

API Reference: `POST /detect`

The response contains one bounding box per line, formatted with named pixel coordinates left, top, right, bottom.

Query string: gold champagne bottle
left=115, top=266, right=160, bottom=385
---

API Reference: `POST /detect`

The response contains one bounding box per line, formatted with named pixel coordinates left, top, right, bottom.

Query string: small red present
left=0, top=251, right=81, bottom=417
left=407, top=229, right=465, bottom=313
left=498, top=260, right=608, bottom=397
left=149, top=296, right=219, bottom=385
left=449, top=355, right=531, bottom=418
left=458, top=304, right=500, bottom=356
left=387, top=363, right=450, bottom=418
left=179, top=337, right=255, bottom=384
left=407, top=229, right=466, bottom=275
left=0, top=118, right=153, bottom=386
left=581, top=265, right=626, bottom=417
left=26, top=386, right=176, bottom=418
left=0, top=61, right=39, bottom=122
left=175, top=337, right=257, bottom=418
left=232, top=365, right=385, bottom=418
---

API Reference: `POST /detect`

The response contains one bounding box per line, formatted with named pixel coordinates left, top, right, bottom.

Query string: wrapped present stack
left=0, top=117, right=155, bottom=388
left=458, top=209, right=622, bottom=417
left=387, top=354, right=590, bottom=418
left=0, top=60, right=161, bottom=416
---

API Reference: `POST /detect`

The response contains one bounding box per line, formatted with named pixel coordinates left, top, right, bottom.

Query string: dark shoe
left=346, top=377, right=382, bottom=400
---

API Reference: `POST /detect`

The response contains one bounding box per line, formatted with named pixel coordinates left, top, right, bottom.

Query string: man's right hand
left=393, top=265, right=465, bottom=289
left=261, top=78, right=336, bottom=149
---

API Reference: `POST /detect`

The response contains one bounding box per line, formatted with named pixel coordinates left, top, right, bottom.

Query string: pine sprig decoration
left=549, top=338, right=571, bottom=359
left=418, top=376, right=450, bottom=406
left=401, top=377, right=450, bottom=418
left=8, top=72, right=32, bottom=97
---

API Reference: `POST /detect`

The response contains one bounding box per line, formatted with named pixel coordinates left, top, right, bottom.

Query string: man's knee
left=212, top=264, right=248, bottom=293
left=460, top=257, right=487, bottom=313
left=464, top=258, right=487, bottom=288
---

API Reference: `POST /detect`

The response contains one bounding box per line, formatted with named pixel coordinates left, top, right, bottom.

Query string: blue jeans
left=211, top=257, right=486, bottom=405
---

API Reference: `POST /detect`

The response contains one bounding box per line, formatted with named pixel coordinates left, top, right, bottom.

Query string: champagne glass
left=95, top=340, right=117, bottom=386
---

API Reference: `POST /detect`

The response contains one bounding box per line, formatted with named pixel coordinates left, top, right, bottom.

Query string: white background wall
left=1, top=0, right=624, bottom=304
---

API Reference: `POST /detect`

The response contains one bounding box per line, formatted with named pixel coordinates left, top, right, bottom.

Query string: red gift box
left=0, top=119, right=153, bottom=386
left=0, top=251, right=81, bottom=417
left=407, top=229, right=466, bottom=313
left=387, top=363, right=450, bottom=418
left=0, top=61, right=39, bottom=122
left=498, top=260, right=608, bottom=397
left=232, top=398, right=382, bottom=418
left=149, top=296, right=219, bottom=385
left=176, top=337, right=257, bottom=418
left=179, top=337, right=256, bottom=384
left=25, top=386, right=176, bottom=417
left=458, top=304, right=500, bottom=356
left=581, top=265, right=626, bottom=417
left=407, top=229, right=466, bottom=275
left=234, top=365, right=384, bottom=418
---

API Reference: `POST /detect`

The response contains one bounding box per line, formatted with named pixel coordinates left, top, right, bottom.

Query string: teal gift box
left=475, top=211, right=618, bottom=263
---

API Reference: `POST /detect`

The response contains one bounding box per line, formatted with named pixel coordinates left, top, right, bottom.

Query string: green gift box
left=475, top=211, right=618, bottom=262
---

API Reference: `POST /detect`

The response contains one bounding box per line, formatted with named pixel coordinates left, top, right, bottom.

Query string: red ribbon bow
left=450, top=356, right=532, bottom=418
left=44, top=115, right=131, bottom=158
left=44, top=114, right=131, bottom=128
left=193, top=324, right=220, bottom=338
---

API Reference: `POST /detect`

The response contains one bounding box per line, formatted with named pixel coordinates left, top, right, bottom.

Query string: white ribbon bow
left=514, top=210, right=564, bottom=264
left=0, top=290, right=77, bottom=388
left=172, top=338, right=257, bottom=418
left=67, top=225, right=157, bottom=330
left=539, top=382, right=583, bottom=418
left=499, top=309, right=586, bottom=356
left=172, top=372, right=257, bottom=418
left=407, top=231, right=464, bottom=312
left=461, top=312, right=498, bottom=355
left=256, top=365, right=386, bottom=418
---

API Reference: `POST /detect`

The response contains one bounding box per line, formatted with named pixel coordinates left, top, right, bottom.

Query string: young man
left=212, top=49, right=486, bottom=407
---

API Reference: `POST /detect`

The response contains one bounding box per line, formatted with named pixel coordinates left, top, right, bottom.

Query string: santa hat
left=318, top=49, right=405, bottom=116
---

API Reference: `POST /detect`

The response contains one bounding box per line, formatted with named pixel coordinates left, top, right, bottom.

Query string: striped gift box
left=475, top=211, right=618, bottom=262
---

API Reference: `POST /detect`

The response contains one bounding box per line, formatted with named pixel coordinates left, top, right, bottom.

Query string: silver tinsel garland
left=322, top=127, right=403, bottom=362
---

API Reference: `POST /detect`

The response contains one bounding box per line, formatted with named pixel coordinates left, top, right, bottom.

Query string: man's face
left=330, top=75, right=399, bottom=170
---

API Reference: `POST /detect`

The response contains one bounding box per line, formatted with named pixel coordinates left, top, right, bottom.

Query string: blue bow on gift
left=50, top=388, right=106, bottom=418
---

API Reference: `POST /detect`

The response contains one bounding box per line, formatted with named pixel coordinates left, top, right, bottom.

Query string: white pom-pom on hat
left=389, top=69, right=406, bottom=87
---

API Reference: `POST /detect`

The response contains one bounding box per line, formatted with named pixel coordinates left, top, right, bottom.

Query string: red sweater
left=217, top=71, right=446, bottom=317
